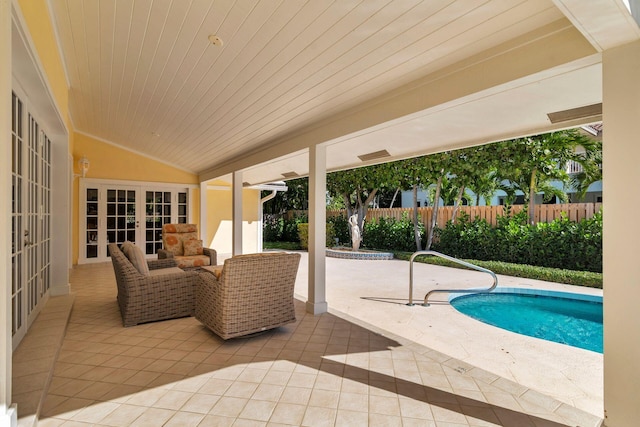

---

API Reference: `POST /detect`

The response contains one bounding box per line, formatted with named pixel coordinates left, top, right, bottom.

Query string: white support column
left=50, top=135, right=70, bottom=296
left=232, top=171, right=243, bottom=256
left=0, top=0, right=17, bottom=425
left=306, top=145, right=328, bottom=315
left=602, top=39, right=640, bottom=426
left=199, top=182, right=207, bottom=243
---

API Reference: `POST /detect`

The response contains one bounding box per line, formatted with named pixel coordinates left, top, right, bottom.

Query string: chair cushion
left=162, top=224, right=199, bottom=256
left=184, top=239, right=204, bottom=256
left=200, top=265, right=223, bottom=279
left=175, top=255, right=210, bottom=268
left=148, top=267, right=184, bottom=277
left=121, top=241, right=149, bottom=276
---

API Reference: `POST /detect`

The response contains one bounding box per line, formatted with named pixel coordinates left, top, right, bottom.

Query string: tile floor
left=14, top=261, right=602, bottom=427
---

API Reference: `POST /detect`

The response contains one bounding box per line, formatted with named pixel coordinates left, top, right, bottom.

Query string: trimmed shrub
left=282, top=214, right=308, bottom=242
left=363, top=213, right=422, bottom=252
left=433, top=211, right=602, bottom=273
left=327, top=214, right=350, bottom=246
left=297, top=223, right=335, bottom=249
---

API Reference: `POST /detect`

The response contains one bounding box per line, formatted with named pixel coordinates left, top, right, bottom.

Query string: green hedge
left=433, top=211, right=602, bottom=273
left=363, top=214, right=421, bottom=252
left=263, top=213, right=308, bottom=242
left=297, top=223, right=335, bottom=249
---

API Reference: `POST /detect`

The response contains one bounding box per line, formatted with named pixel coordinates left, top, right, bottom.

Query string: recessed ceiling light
left=358, top=149, right=391, bottom=162
left=208, top=35, right=223, bottom=47
left=547, top=103, right=602, bottom=124
left=281, top=171, right=299, bottom=178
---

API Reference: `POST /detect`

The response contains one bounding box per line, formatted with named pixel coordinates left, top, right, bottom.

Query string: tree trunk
left=342, top=193, right=354, bottom=240
left=426, top=175, right=443, bottom=250
left=389, top=188, right=400, bottom=208
left=412, top=185, right=422, bottom=251
left=451, top=185, right=465, bottom=223
left=528, top=169, right=537, bottom=225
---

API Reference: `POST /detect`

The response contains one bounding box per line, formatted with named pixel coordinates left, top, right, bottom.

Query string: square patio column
left=602, top=39, right=640, bottom=426
left=232, top=171, right=243, bottom=256
left=307, top=145, right=328, bottom=314
left=0, top=1, right=17, bottom=424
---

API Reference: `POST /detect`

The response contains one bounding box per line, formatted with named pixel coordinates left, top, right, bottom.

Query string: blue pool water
left=450, top=289, right=603, bottom=353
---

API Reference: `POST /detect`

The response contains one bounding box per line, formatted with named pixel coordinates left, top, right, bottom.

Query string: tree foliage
left=491, top=130, right=602, bottom=224
left=326, top=163, right=397, bottom=242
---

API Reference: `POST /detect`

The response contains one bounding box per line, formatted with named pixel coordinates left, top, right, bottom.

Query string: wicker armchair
left=157, top=223, right=217, bottom=269
left=109, top=243, right=200, bottom=327
left=195, top=252, right=301, bottom=339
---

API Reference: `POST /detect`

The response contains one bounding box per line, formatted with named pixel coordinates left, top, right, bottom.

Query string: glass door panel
left=106, top=188, right=138, bottom=256
left=11, top=92, right=25, bottom=343
left=85, top=188, right=99, bottom=258
left=145, top=191, right=171, bottom=255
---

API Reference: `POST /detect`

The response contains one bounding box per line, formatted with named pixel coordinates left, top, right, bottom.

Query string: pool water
left=451, top=291, right=603, bottom=353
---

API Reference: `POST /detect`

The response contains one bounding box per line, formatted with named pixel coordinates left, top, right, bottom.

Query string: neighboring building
left=400, top=124, right=603, bottom=208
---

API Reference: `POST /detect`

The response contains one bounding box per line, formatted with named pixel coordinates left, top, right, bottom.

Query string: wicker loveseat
left=109, top=243, right=200, bottom=327
left=157, top=223, right=217, bottom=269
left=195, top=252, right=301, bottom=339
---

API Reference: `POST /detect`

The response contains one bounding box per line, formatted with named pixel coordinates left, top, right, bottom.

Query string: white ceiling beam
left=552, top=0, right=640, bottom=51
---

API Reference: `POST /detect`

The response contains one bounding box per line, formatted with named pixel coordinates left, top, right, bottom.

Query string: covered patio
left=14, top=256, right=602, bottom=426
left=3, top=1, right=640, bottom=425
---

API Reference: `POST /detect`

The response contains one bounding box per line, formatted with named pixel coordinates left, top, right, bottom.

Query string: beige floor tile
left=338, top=391, right=368, bottom=412
left=279, top=386, right=312, bottom=405
left=163, top=411, right=206, bottom=427
left=301, top=406, right=336, bottom=427
left=335, top=409, right=369, bottom=426
left=98, top=403, right=147, bottom=426
left=269, top=402, right=306, bottom=425
left=197, top=414, right=235, bottom=426
left=210, top=396, right=249, bottom=418
left=130, top=407, right=175, bottom=427
left=153, top=389, right=193, bottom=410
left=252, top=384, right=285, bottom=402
left=224, top=381, right=260, bottom=399
left=238, top=399, right=277, bottom=422
left=308, top=389, right=340, bottom=409
left=70, top=401, right=120, bottom=423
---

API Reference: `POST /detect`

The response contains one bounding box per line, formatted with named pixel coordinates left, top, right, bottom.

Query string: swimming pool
left=450, top=288, right=603, bottom=353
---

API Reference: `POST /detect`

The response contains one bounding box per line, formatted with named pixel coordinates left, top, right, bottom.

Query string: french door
left=11, top=92, right=51, bottom=348
left=79, top=180, right=190, bottom=263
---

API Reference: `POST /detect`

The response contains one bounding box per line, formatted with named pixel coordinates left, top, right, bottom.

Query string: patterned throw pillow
left=183, top=239, right=204, bottom=256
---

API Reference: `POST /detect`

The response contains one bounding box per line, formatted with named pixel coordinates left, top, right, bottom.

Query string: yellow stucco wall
left=71, top=132, right=200, bottom=264
left=206, top=187, right=260, bottom=255
left=17, top=0, right=69, bottom=124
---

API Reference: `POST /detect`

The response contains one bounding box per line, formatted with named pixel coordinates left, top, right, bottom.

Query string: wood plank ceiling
left=50, top=0, right=591, bottom=182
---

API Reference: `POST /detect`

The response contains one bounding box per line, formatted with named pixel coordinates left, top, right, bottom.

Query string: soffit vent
left=281, top=171, right=299, bottom=178
left=547, top=103, right=602, bottom=124
left=358, top=149, right=391, bottom=162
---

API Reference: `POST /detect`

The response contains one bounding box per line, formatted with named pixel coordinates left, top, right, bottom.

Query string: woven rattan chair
left=195, top=252, right=301, bottom=339
left=109, top=243, right=200, bottom=327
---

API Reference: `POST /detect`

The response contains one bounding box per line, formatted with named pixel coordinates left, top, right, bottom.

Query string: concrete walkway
left=290, top=252, right=603, bottom=418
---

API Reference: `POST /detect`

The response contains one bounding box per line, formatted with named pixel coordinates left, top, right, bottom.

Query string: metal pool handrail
left=408, top=250, right=498, bottom=306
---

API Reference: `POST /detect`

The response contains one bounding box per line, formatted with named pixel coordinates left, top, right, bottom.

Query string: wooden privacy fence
left=321, top=203, right=601, bottom=229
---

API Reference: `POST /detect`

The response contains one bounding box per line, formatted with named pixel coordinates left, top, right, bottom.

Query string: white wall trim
left=79, top=177, right=198, bottom=190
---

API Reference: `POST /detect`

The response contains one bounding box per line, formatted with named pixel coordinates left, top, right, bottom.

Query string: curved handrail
left=408, top=250, right=498, bottom=306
